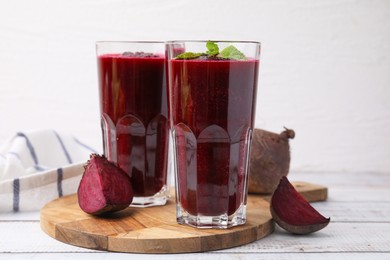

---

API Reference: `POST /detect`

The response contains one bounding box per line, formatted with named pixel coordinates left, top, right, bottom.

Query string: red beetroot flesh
left=77, top=154, right=133, bottom=215
left=271, top=176, right=330, bottom=234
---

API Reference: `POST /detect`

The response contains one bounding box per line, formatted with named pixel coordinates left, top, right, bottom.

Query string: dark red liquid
left=98, top=54, right=168, bottom=197
left=169, top=59, right=259, bottom=216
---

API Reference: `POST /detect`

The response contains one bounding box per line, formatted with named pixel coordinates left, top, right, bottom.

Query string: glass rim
left=96, top=41, right=165, bottom=45
left=96, top=40, right=261, bottom=46
left=166, top=40, right=261, bottom=46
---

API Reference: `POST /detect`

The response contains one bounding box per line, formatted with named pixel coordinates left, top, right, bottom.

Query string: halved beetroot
left=270, top=176, right=330, bottom=234
left=77, top=154, right=133, bottom=215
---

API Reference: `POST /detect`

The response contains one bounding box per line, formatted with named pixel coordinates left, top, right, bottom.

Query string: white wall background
left=0, top=0, right=389, bottom=173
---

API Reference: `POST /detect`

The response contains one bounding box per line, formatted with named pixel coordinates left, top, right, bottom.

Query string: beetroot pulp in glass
left=97, top=50, right=169, bottom=207
left=168, top=53, right=259, bottom=227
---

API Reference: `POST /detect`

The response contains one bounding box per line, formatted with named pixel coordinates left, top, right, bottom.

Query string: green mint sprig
left=175, top=52, right=203, bottom=60
left=175, top=41, right=247, bottom=60
left=218, top=45, right=247, bottom=60
left=206, top=41, right=219, bottom=56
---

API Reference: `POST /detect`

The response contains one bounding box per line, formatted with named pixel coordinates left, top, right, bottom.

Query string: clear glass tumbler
left=166, top=40, right=260, bottom=228
left=96, top=41, right=169, bottom=207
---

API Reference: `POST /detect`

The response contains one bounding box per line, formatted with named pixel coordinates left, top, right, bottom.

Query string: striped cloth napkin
left=0, top=129, right=97, bottom=212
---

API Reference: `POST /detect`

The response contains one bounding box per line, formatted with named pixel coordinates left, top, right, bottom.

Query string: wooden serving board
left=40, top=182, right=327, bottom=254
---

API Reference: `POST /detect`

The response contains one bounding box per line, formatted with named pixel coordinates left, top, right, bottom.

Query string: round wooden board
left=40, top=182, right=327, bottom=254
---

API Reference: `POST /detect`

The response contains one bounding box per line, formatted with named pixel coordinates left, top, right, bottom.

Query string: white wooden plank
left=1, top=222, right=389, bottom=254
left=224, top=223, right=390, bottom=253
left=328, top=187, right=390, bottom=202
left=289, top=171, right=390, bottom=188
left=0, top=211, right=40, bottom=221
left=311, top=201, right=390, bottom=222
left=1, top=252, right=390, bottom=260
left=290, top=171, right=390, bottom=202
left=0, top=222, right=91, bottom=253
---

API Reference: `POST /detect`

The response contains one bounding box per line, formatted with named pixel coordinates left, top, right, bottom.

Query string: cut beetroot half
left=77, top=154, right=133, bottom=215
left=270, top=176, right=330, bottom=234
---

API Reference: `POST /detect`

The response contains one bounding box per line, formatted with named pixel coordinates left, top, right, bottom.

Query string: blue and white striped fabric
left=0, top=129, right=97, bottom=212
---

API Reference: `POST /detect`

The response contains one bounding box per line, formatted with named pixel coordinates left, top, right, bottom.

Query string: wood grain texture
left=40, top=182, right=327, bottom=254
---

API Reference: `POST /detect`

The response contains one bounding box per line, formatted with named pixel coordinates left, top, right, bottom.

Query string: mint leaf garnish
left=175, top=52, right=203, bottom=60
left=206, top=41, right=219, bottom=56
left=218, top=45, right=247, bottom=60
left=174, top=42, right=248, bottom=60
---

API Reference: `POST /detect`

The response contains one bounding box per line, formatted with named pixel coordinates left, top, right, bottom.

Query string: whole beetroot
left=77, top=154, right=133, bottom=215
left=248, top=128, right=295, bottom=194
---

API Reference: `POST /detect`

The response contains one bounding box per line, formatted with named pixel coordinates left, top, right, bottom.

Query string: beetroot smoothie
left=97, top=52, right=168, bottom=202
left=169, top=58, right=259, bottom=218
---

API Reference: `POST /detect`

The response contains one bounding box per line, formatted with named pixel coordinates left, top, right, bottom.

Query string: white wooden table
left=1, top=171, right=389, bottom=259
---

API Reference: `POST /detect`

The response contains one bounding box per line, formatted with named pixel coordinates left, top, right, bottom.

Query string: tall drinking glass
left=96, top=41, right=169, bottom=207
left=167, top=40, right=260, bottom=228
